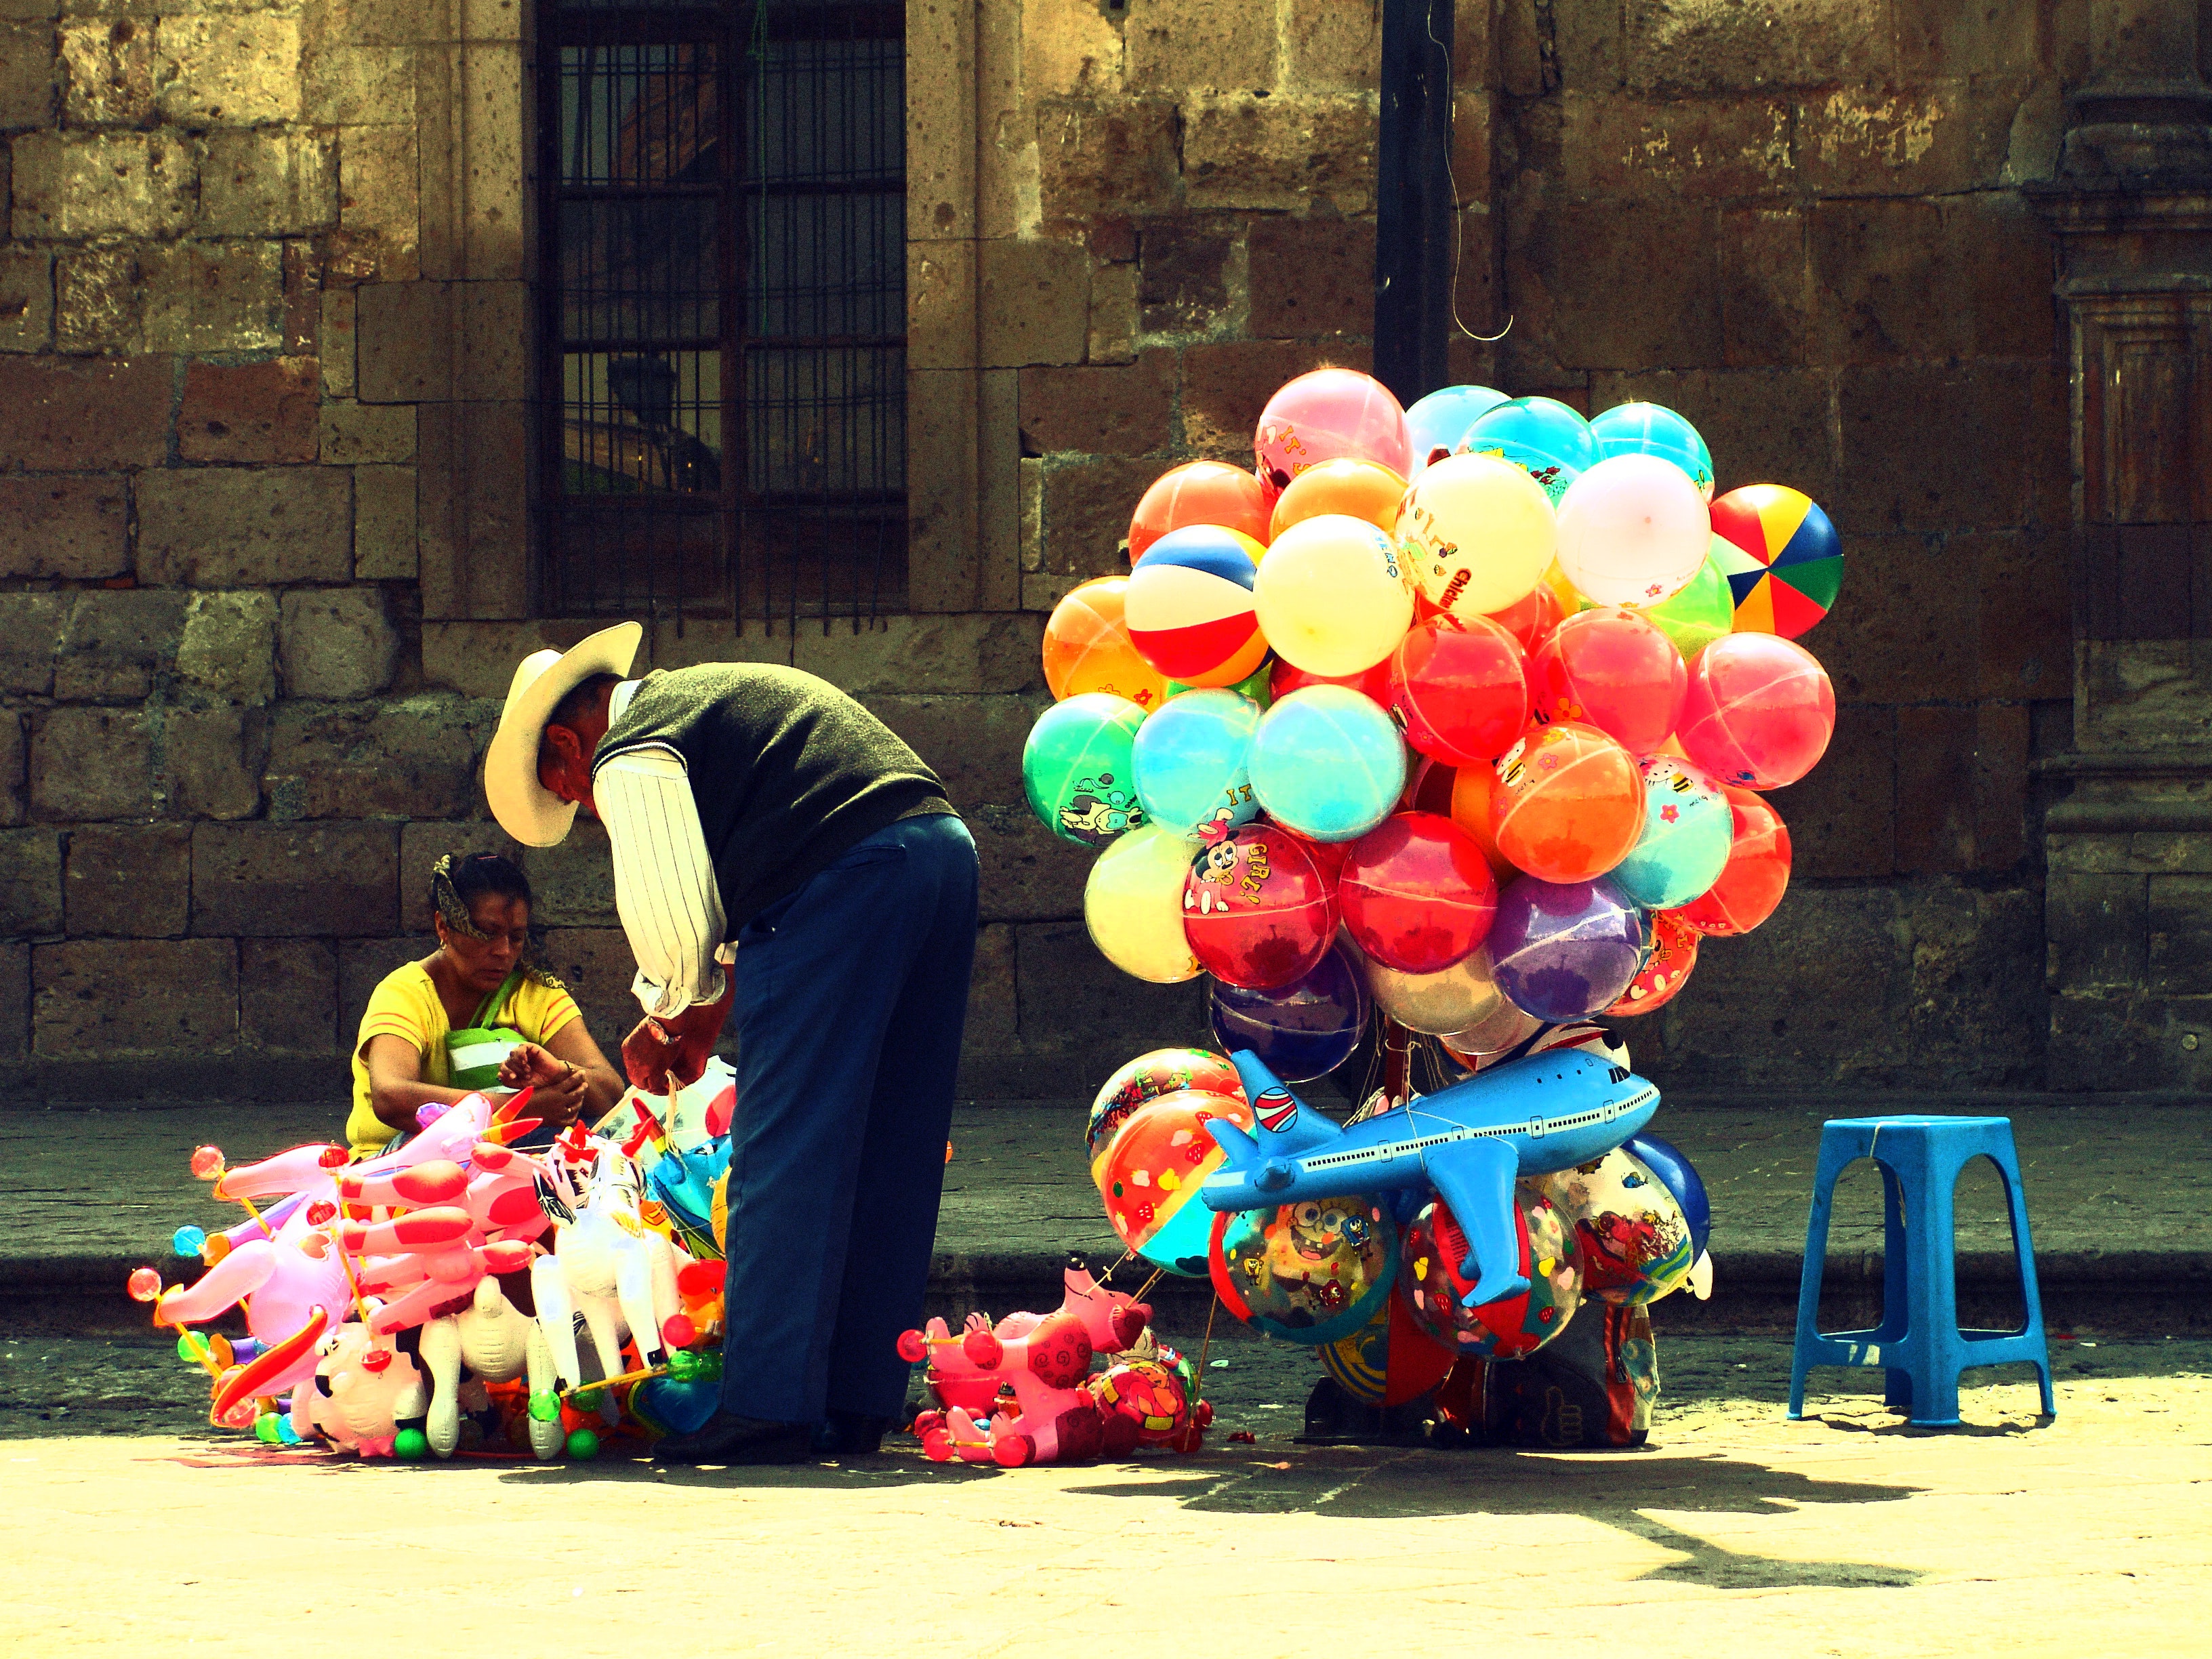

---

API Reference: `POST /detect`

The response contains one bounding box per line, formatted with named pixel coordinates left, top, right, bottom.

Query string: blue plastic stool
left=1788, top=1115, right=2055, bottom=1426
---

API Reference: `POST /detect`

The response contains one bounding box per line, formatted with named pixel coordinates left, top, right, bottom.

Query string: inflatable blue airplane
left=1200, top=1047, right=1662, bottom=1308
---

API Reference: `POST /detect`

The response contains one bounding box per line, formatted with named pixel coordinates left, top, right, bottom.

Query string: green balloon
left=527, top=1389, right=562, bottom=1423
left=1168, top=661, right=1274, bottom=709
left=393, top=1427, right=429, bottom=1460
left=566, top=1427, right=600, bottom=1460
left=1641, top=540, right=1736, bottom=659
left=1023, top=693, right=1147, bottom=846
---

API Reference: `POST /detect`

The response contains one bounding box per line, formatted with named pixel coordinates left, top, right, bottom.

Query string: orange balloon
left=1042, top=577, right=1172, bottom=710
left=1488, top=722, right=1646, bottom=882
left=1128, top=462, right=1271, bottom=562
left=1269, top=457, right=1408, bottom=540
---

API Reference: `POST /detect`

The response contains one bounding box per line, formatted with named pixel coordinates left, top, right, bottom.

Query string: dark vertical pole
left=1374, top=0, right=1456, bottom=407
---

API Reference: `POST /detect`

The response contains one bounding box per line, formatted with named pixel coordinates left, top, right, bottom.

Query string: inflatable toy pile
left=130, top=1068, right=743, bottom=1460
left=1027, top=371, right=1835, bottom=1424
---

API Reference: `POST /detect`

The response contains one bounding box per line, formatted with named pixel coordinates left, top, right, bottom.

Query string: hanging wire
left=1425, top=3, right=1511, bottom=346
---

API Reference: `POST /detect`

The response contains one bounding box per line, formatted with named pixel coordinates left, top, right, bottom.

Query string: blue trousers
left=718, top=813, right=978, bottom=1423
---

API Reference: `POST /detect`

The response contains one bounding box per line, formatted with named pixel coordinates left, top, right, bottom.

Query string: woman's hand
left=529, top=1062, right=590, bottom=1128
left=497, top=1042, right=569, bottom=1090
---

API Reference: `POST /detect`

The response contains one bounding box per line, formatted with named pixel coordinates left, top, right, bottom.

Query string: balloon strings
left=1193, top=1294, right=1220, bottom=1401
left=1128, top=1267, right=1164, bottom=1307
left=1097, top=1249, right=1135, bottom=1286
left=1427, top=4, right=1511, bottom=346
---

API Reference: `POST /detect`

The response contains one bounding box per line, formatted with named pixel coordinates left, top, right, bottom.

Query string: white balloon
left=1555, top=453, right=1711, bottom=608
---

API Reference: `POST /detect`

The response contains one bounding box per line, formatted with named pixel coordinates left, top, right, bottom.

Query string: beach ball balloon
left=1400, top=1191, right=1582, bottom=1359
left=1490, top=722, right=1645, bottom=882
left=1209, top=1193, right=1398, bottom=1345
left=1317, top=1295, right=1457, bottom=1408
left=1252, top=514, right=1413, bottom=677
left=1210, top=941, right=1368, bottom=1082
left=1626, top=1130, right=1713, bottom=1268
left=1042, top=577, right=1172, bottom=710
left=1490, top=874, right=1646, bottom=1022
left=1539, top=1145, right=1697, bottom=1306
left=1084, top=824, right=1202, bottom=983
left=1606, top=907, right=1700, bottom=1017
left=1103, top=1094, right=1257, bottom=1277
left=1362, top=942, right=1508, bottom=1038
left=1249, top=685, right=1407, bottom=842
left=1591, top=401, right=1715, bottom=499
left=1132, top=687, right=1262, bottom=840
left=1124, top=525, right=1269, bottom=689
left=1023, top=693, right=1146, bottom=846
left=1269, top=456, right=1408, bottom=538
left=1636, top=539, right=1736, bottom=659
left=1555, top=453, right=1712, bottom=608
left=1666, top=785, right=1790, bottom=936
left=1182, top=822, right=1338, bottom=990
left=1338, top=812, right=1498, bottom=974
left=1406, top=384, right=1510, bottom=474
left=1254, top=368, right=1413, bottom=489
left=1710, top=483, right=1843, bottom=638
left=1271, top=654, right=1393, bottom=707
left=1128, top=459, right=1271, bottom=562
left=1676, top=632, right=1835, bottom=790
left=1612, top=754, right=1732, bottom=910
left=1398, top=453, right=1556, bottom=618
left=1528, top=607, right=1687, bottom=754
left=1086, top=1048, right=1246, bottom=1187
left=1391, top=613, right=1530, bottom=766
left=1462, top=396, right=1599, bottom=504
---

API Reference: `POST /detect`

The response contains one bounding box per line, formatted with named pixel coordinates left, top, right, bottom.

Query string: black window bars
left=537, top=0, right=907, bottom=629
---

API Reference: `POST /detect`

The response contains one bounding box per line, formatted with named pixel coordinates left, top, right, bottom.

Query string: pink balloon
left=1529, top=608, right=1687, bottom=754
left=1677, top=634, right=1835, bottom=790
left=1254, top=369, right=1413, bottom=490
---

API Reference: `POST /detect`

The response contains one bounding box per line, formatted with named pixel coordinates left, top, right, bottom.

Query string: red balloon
left=1665, top=786, right=1790, bottom=936
left=1676, top=633, right=1835, bottom=790
left=1607, top=909, right=1700, bottom=1016
left=1182, top=823, right=1338, bottom=989
left=1129, top=462, right=1271, bottom=562
left=1274, top=823, right=1352, bottom=887
left=1528, top=608, right=1686, bottom=754
left=1390, top=615, right=1531, bottom=766
left=1338, top=813, right=1498, bottom=974
left=1483, top=582, right=1566, bottom=653
left=1270, top=656, right=1393, bottom=706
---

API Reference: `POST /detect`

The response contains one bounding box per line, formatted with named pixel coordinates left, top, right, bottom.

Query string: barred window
left=537, top=1, right=906, bottom=626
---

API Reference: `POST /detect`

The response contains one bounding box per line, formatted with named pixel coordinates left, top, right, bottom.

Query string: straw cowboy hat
left=484, top=621, right=643, bottom=846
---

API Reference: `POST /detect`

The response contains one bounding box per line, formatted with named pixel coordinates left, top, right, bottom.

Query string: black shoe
left=821, top=1410, right=897, bottom=1456
left=651, top=1412, right=817, bottom=1467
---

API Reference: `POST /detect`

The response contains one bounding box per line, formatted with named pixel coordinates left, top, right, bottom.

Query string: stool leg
left=1993, top=1144, right=2057, bottom=1419
left=1879, top=1162, right=1914, bottom=1413
left=1902, top=1142, right=1962, bottom=1425
left=1788, top=1141, right=1850, bottom=1420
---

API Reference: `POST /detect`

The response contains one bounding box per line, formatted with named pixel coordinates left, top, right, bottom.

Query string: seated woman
left=346, top=853, right=624, bottom=1155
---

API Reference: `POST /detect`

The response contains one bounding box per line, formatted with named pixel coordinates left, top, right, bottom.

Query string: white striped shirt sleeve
left=594, top=743, right=730, bottom=1019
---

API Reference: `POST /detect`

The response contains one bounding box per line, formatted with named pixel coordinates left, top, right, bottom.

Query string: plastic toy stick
left=177, top=1330, right=225, bottom=1380
left=328, top=1225, right=375, bottom=1328
left=559, top=1361, right=668, bottom=1401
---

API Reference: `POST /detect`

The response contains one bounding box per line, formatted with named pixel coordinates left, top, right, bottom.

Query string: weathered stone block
left=1283, top=0, right=1380, bottom=91
left=65, top=823, right=188, bottom=937
left=9, top=130, right=193, bottom=239
left=1623, top=0, right=1894, bottom=94
left=60, top=17, right=152, bottom=125
left=1136, top=218, right=1235, bottom=335
left=1972, top=701, right=2030, bottom=872
left=0, top=712, right=22, bottom=827
left=1559, top=91, right=1795, bottom=201
left=356, top=280, right=527, bottom=403
left=1801, top=533, right=1975, bottom=703
left=352, top=463, right=418, bottom=579
left=1971, top=530, right=2070, bottom=700
left=337, top=935, right=430, bottom=1048
left=176, top=590, right=278, bottom=705
left=0, top=354, right=169, bottom=468
left=0, top=247, right=53, bottom=351
left=192, top=822, right=400, bottom=938
left=2046, top=872, right=2146, bottom=994
left=0, top=942, right=24, bottom=1063
left=241, top=938, right=337, bottom=1055
left=1714, top=206, right=1809, bottom=368
left=263, top=695, right=495, bottom=821
left=1806, top=197, right=1965, bottom=366
left=415, top=401, right=529, bottom=618
left=141, top=240, right=285, bottom=353
left=337, top=123, right=420, bottom=281
left=53, top=589, right=187, bottom=702
left=199, top=128, right=338, bottom=237
left=1038, top=454, right=1161, bottom=574
left=159, top=705, right=264, bottom=822
left=1894, top=705, right=1980, bottom=875
left=1183, top=95, right=1376, bottom=214
left=907, top=238, right=975, bottom=373
left=0, top=828, right=62, bottom=939
left=522, top=819, right=616, bottom=928
left=1769, top=702, right=1893, bottom=878
left=138, top=467, right=352, bottom=587
left=2074, top=640, right=2212, bottom=753
left=1017, top=354, right=1175, bottom=457
left=1832, top=361, right=2037, bottom=535
left=0, top=476, right=126, bottom=579
left=304, top=42, right=413, bottom=125
left=2146, top=875, right=2212, bottom=997
left=54, top=246, right=138, bottom=353
left=321, top=285, right=356, bottom=395
left=1181, top=339, right=1372, bottom=459
left=1907, top=882, right=2043, bottom=1085
left=0, top=593, right=67, bottom=695
left=979, top=239, right=1090, bottom=369
left=1012, top=920, right=1208, bottom=1057
left=0, top=18, right=56, bottom=126
left=536, top=926, right=638, bottom=1056
left=1035, top=97, right=1180, bottom=222
left=1793, top=81, right=2013, bottom=197
left=1532, top=199, right=1722, bottom=371
left=320, top=399, right=415, bottom=464
left=154, top=14, right=300, bottom=125
left=1086, top=260, right=1138, bottom=365
left=28, top=706, right=155, bottom=821
left=33, top=939, right=239, bottom=1059
left=791, top=613, right=1045, bottom=697
left=1247, top=215, right=1377, bottom=339
left=1126, top=0, right=1273, bottom=91
left=962, top=922, right=1017, bottom=1050
left=279, top=588, right=399, bottom=700
left=179, top=357, right=319, bottom=464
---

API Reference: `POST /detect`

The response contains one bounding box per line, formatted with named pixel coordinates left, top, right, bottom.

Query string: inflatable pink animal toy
left=289, top=1320, right=429, bottom=1456
left=900, top=1262, right=1149, bottom=1418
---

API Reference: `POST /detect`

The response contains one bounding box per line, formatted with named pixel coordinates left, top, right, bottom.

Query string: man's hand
left=621, top=982, right=734, bottom=1093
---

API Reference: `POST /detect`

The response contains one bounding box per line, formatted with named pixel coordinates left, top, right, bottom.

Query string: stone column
left=2030, top=1, right=2212, bottom=1085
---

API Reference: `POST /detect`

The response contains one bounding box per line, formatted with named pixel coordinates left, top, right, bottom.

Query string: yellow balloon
left=1084, top=824, right=1202, bottom=983
left=1252, top=513, right=1415, bottom=676
left=1396, top=453, right=1557, bottom=617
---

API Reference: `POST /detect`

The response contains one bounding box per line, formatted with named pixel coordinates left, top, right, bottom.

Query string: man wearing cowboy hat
left=485, top=623, right=979, bottom=1465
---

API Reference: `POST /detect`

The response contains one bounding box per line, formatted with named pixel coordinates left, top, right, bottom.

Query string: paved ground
left=3, top=1331, right=2205, bottom=1655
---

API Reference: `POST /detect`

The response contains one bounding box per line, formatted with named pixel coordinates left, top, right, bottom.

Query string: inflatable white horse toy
left=419, top=1276, right=565, bottom=1459
left=531, top=1143, right=682, bottom=1427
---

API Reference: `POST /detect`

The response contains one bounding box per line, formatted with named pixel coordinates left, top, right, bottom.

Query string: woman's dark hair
left=430, top=853, right=562, bottom=985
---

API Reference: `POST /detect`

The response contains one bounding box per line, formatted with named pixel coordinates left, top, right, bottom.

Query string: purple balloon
left=1210, top=941, right=1370, bottom=1083
left=1490, top=876, right=1647, bottom=1022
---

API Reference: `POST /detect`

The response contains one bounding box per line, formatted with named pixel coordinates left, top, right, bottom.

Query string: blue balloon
left=1624, top=1131, right=1711, bottom=1262
left=1248, top=685, right=1406, bottom=842
left=1591, top=401, right=1714, bottom=498
left=1462, top=395, right=1600, bottom=505
left=1490, top=875, right=1645, bottom=1021
left=1210, top=941, right=1369, bottom=1083
left=171, top=1225, right=207, bottom=1258
left=1132, top=688, right=1263, bottom=840
left=1406, top=384, right=1509, bottom=474
left=1612, top=755, right=1734, bottom=910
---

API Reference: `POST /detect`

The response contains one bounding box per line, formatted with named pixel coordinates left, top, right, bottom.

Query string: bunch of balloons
left=1025, top=369, right=1845, bottom=1072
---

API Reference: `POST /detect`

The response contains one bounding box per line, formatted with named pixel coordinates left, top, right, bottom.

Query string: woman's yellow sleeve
left=357, top=970, right=432, bottom=1059
left=520, top=979, right=583, bottom=1046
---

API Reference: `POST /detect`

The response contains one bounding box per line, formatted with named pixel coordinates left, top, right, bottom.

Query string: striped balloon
left=1124, top=525, right=1270, bottom=688
left=1710, top=484, right=1843, bottom=639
